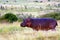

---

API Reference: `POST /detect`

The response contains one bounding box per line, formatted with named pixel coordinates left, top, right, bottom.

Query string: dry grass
left=0, top=21, right=60, bottom=40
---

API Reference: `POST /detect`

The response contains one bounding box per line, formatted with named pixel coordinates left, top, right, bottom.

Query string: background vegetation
left=39, top=12, right=60, bottom=20
left=0, top=12, right=60, bottom=23
left=3, top=13, right=18, bottom=23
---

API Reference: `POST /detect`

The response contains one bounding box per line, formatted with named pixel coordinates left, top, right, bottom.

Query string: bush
left=40, top=12, right=60, bottom=20
left=4, top=13, right=18, bottom=23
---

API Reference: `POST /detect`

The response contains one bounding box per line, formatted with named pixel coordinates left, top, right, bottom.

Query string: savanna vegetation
left=0, top=1, right=60, bottom=40
left=4, top=13, right=18, bottom=23
left=0, top=13, right=18, bottom=23
left=0, top=12, right=60, bottom=23
left=0, top=12, right=60, bottom=40
left=0, top=12, right=35, bottom=23
left=39, top=12, right=60, bottom=20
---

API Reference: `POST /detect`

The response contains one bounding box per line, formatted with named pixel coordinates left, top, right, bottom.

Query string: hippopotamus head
left=20, top=18, right=31, bottom=27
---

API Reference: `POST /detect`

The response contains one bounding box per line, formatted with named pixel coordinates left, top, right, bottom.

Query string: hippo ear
left=22, top=18, right=25, bottom=21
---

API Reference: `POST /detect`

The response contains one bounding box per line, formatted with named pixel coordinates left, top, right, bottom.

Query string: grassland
left=0, top=21, right=60, bottom=40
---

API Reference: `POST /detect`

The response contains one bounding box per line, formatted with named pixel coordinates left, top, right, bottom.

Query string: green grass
left=0, top=26, right=25, bottom=34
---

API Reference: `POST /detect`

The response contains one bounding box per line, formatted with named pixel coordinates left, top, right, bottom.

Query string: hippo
left=20, top=18, right=58, bottom=31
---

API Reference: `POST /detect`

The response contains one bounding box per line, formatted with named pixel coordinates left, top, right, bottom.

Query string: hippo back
left=29, top=18, right=57, bottom=30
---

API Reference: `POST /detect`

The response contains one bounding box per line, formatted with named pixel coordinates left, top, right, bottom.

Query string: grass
left=19, top=8, right=40, bottom=12
left=0, top=26, right=59, bottom=40
left=0, top=8, right=40, bottom=13
left=0, top=22, right=59, bottom=40
left=0, top=26, right=24, bottom=34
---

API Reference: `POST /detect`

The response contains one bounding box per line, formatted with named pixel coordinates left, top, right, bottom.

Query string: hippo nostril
left=20, top=23, right=25, bottom=27
left=20, top=24, right=22, bottom=26
left=20, top=23, right=22, bottom=26
left=20, top=23, right=23, bottom=26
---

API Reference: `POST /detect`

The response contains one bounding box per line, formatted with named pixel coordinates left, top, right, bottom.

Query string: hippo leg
left=31, top=25, right=38, bottom=31
left=34, top=26, right=39, bottom=31
left=51, top=25, right=56, bottom=31
left=49, top=23, right=56, bottom=31
left=32, top=27, right=37, bottom=31
left=36, top=24, right=42, bottom=31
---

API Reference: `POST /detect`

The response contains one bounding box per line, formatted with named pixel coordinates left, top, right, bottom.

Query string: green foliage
left=18, top=18, right=23, bottom=22
left=40, top=12, right=60, bottom=20
left=4, top=13, right=18, bottom=23
left=34, top=1, right=38, bottom=2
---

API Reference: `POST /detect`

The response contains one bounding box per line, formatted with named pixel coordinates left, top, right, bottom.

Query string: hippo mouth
left=20, top=23, right=26, bottom=27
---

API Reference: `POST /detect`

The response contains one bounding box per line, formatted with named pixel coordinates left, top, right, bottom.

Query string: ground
left=0, top=21, right=60, bottom=40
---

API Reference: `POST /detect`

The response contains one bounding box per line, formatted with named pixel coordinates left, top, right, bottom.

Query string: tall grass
left=0, top=26, right=60, bottom=40
left=0, top=26, right=24, bottom=34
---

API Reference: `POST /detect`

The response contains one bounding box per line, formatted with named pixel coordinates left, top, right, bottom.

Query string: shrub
left=40, top=12, right=60, bottom=20
left=4, top=13, right=18, bottom=23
